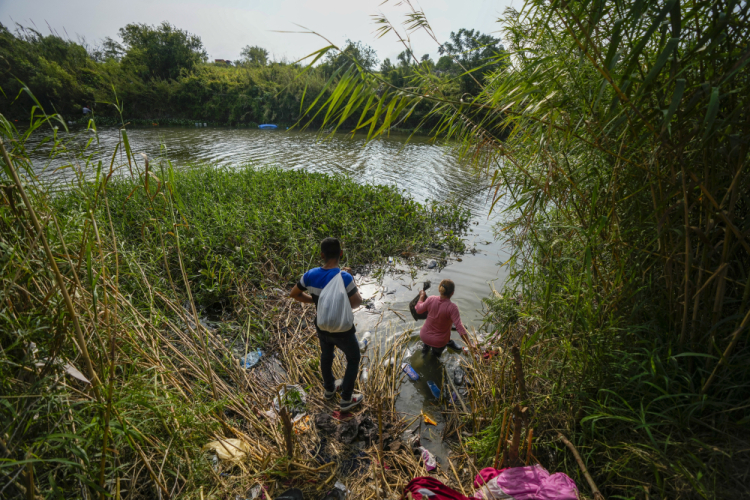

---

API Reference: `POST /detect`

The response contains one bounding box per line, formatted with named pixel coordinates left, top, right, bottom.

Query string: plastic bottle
left=426, top=380, right=441, bottom=399
left=241, top=349, right=263, bottom=369
left=360, top=367, right=369, bottom=383
left=359, top=331, right=371, bottom=352
left=401, top=363, right=420, bottom=381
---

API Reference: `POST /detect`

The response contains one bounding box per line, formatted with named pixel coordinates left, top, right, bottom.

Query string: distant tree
left=435, top=55, right=456, bottom=73
left=438, top=28, right=505, bottom=95
left=240, top=45, right=268, bottom=66
left=323, top=40, right=378, bottom=75
left=397, top=49, right=413, bottom=68
left=379, top=58, right=394, bottom=75
left=119, top=22, right=207, bottom=80
left=90, top=36, right=125, bottom=62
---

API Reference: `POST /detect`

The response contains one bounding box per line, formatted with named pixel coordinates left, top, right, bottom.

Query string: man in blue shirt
left=290, top=238, right=364, bottom=411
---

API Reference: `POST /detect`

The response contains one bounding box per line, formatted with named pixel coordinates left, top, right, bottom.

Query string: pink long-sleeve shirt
left=415, top=295, right=469, bottom=348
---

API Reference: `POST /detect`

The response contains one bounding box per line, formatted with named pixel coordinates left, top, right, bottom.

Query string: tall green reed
left=296, top=0, right=750, bottom=497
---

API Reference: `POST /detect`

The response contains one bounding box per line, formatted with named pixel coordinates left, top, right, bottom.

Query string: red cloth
left=331, top=411, right=353, bottom=421
left=473, top=467, right=507, bottom=489
left=415, top=296, right=469, bottom=347
left=402, top=477, right=474, bottom=500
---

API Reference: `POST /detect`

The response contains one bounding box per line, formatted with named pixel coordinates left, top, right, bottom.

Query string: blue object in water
left=259, top=124, right=278, bottom=129
left=241, top=349, right=263, bottom=369
left=401, top=363, right=419, bottom=381
left=427, top=380, right=441, bottom=399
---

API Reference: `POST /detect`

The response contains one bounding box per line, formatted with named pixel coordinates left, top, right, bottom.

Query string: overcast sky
left=0, top=0, right=513, bottom=64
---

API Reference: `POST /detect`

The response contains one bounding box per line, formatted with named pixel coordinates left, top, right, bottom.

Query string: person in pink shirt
left=415, top=279, right=473, bottom=356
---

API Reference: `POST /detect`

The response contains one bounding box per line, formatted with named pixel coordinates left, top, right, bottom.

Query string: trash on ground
left=402, top=363, right=420, bottom=381
left=427, top=380, right=441, bottom=399
left=313, top=413, right=377, bottom=445
left=472, top=465, right=578, bottom=500
left=427, top=260, right=438, bottom=269
left=203, top=438, right=251, bottom=461
left=403, top=477, right=470, bottom=500
left=273, top=488, right=303, bottom=500
left=419, top=446, right=438, bottom=471
left=359, top=332, right=371, bottom=352
left=35, top=359, right=91, bottom=384
left=360, top=367, right=369, bottom=382
left=273, top=384, right=307, bottom=415
left=292, top=413, right=310, bottom=434
left=331, top=411, right=354, bottom=421
left=423, top=414, right=438, bottom=426
left=247, top=484, right=263, bottom=499
left=241, top=349, right=263, bottom=369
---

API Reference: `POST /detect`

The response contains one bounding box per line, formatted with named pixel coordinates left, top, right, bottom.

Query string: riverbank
left=0, top=125, right=475, bottom=498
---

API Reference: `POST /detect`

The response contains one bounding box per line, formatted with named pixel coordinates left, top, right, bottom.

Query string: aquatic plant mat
left=0, top=113, right=474, bottom=499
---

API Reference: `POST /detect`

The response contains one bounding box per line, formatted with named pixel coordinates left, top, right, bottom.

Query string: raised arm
left=415, top=291, right=429, bottom=314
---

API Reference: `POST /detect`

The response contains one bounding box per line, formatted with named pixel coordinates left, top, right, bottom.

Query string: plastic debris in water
left=418, top=446, right=437, bottom=471
left=426, top=380, right=441, bottom=399
left=401, top=363, right=420, bottom=381
left=241, top=349, right=263, bottom=369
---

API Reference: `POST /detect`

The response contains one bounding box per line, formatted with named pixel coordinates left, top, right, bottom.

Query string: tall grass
left=298, top=0, right=750, bottom=497
left=0, top=99, right=470, bottom=498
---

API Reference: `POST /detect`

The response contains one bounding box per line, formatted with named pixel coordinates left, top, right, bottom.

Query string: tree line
left=0, top=22, right=504, bottom=128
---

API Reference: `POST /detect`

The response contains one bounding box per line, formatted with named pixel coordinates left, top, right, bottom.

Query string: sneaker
left=446, top=340, right=462, bottom=351
left=339, top=393, right=364, bottom=411
left=324, top=379, right=342, bottom=400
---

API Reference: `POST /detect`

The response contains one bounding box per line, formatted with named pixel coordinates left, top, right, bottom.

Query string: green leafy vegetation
left=301, top=0, right=750, bottom=497
left=58, top=162, right=470, bottom=307
left=0, top=99, right=471, bottom=498
left=0, top=21, right=500, bottom=132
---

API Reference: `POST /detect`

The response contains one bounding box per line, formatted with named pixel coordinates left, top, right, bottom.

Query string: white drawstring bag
left=316, top=271, right=354, bottom=333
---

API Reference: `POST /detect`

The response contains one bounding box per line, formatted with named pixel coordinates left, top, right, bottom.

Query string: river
left=30, top=125, right=511, bottom=464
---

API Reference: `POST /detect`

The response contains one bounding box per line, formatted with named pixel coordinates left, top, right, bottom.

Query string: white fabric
left=316, top=271, right=354, bottom=332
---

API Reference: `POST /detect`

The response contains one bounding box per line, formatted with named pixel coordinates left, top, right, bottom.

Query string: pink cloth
left=415, top=296, right=469, bottom=347
left=402, top=477, right=474, bottom=500
left=472, top=465, right=578, bottom=500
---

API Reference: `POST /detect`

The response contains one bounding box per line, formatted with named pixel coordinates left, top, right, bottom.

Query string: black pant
left=422, top=343, right=447, bottom=357
left=317, top=329, right=361, bottom=401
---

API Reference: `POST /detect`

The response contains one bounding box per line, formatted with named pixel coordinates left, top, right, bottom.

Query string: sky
left=0, top=0, right=514, bottom=65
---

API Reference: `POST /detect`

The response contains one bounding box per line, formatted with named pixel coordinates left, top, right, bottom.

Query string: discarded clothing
left=274, top=488, right=303, bottom=500
left=402, top=477, right=472, bottom=500
left=472, top=465, right=578, bottom=500
left=314, top=413, right=377, bottom=445
left=473, top=467, right=507, bottom=489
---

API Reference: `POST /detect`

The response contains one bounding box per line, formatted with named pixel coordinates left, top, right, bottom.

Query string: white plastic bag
left=316, top=271, right=354, bottom=333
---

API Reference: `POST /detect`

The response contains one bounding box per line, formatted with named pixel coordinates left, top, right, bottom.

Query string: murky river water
left=30, top=126, right=511, bottom=463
